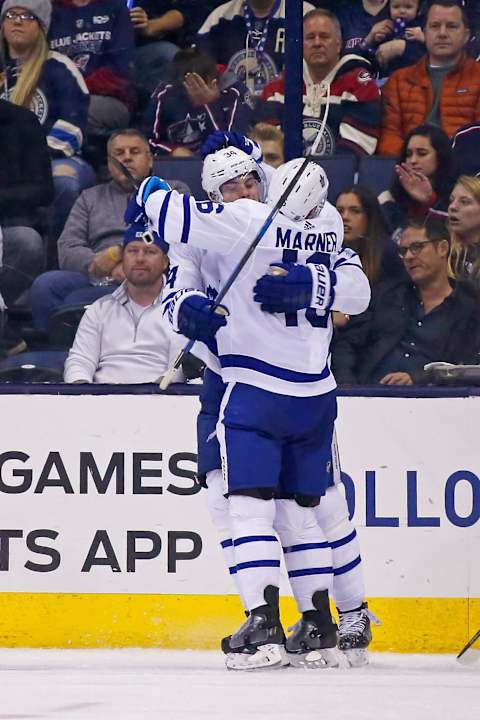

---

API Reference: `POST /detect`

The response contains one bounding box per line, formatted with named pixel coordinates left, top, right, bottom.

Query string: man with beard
left=63, top=218, right=184, bottom=383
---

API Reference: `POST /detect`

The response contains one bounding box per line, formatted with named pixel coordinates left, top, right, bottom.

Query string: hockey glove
left=124, top=176, right=171, bottom=225
left=200, top=131, right=262, bottom=161
left=177, top=294, right=228, bottom=343
left=254, top=262, right=315, bottom=313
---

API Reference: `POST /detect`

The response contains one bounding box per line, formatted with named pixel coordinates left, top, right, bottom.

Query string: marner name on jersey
left=275, top=227, right=339, bottom=253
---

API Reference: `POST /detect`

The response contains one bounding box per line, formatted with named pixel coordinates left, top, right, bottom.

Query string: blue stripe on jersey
left=161, top=290, right=177, bottom=316
left=334, top=251, right=359, bottom=268
left=330, top=529, right=357, bottom=549
left=228, top=566, right=237, bottom=575
left=333, top=555, right=362, bottom=576
left=158, top=191, right=172, bottom=240
left=181, top=195, right=191, bottom=243
left=221, top=538, right=233, bottom=548
left=220, top=355, right=330, bottom=383
left=236, top=559, right=281, bottom=571
left=333, top=262, right=362, bottom=270
left=233, top=535, right=278, bottom=546
left=50, top=126, right=78, bottom=154
left=288, top=566, right=334, bottom=578
left=283, top=542, right=330, bottom=553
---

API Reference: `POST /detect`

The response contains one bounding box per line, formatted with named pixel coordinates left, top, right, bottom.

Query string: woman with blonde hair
left=448, top=175, right=480, bottom=289
left=0, top=0, right=94, bottom=240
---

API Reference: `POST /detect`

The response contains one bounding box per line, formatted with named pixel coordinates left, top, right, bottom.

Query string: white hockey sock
left=206, top=470, right=248, bottom=608
left=315, top=486, right=365, bottom=612
left=229, top=494, right=281, bottom=611
left=275, top=499, right=333, bottom=613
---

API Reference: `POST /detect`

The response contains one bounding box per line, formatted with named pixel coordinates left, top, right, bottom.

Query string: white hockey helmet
left=201, top=146, right=267, bottom=202
left=267, top=158, right=329, bottom=222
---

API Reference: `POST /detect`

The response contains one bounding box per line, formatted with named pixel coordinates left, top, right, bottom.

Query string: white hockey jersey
left=147, top=191, right=371, bottom=396
left=163, top=243, right=223, bottom=374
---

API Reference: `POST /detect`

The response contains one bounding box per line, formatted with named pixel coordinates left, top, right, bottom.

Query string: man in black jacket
left=332, top=216, right=480, bottom=385
left=0, top=99, right=54, bottom=306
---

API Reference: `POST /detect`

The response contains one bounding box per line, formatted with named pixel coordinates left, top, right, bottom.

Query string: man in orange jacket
left=378, top=0, right=480, bottom=156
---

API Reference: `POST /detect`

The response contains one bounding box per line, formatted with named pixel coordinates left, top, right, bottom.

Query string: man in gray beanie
left=0, top=0, right=52, bottom=34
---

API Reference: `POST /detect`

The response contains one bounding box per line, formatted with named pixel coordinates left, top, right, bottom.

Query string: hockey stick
left=109, top=156, right=139, bottom=191
left=456, top=628, right=480, bottom=665
left=159, top=156, right=312, bottom=390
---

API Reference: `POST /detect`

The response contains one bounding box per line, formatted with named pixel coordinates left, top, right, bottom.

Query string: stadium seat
left=357, top=156, right=397, bottom=197
left=311, top=155, right=357, bottom=202
left=0, top=351, right=67, bottom=382
left=153, top=158, right=206, bottom=198
left=48, top=304, right=88, bottom=349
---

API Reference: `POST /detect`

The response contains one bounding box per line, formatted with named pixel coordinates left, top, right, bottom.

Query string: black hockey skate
left=337, top=602, right=380, bottom=667
left=285, top=590, right=339, bottom=669
left=223, top=586, right=288, bottom=671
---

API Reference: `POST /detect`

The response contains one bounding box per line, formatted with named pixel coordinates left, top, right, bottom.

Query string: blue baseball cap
left=123, top=220, right=169, bottom=253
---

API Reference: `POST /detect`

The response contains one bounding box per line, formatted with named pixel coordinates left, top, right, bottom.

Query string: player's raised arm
left=329, top=248, right=371, bottom=316
left=125, top=176, right=259, bottom=254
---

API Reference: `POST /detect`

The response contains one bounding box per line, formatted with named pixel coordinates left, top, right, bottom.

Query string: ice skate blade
left=287, top=647, right=340, bottom=669
left=342, top=648, right=370, bottom=668
left=225, top=644, right=289, bottom=671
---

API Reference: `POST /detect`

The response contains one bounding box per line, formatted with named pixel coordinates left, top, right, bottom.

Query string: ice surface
left=0, top=649, right=478, bottom=720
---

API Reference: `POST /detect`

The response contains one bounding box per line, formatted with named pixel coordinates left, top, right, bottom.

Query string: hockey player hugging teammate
left=125, top=155, right=372, bottom=670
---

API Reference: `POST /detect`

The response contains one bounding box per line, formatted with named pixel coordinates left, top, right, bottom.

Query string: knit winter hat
left=123, top=220, right=169, bottom=254
left=1, top=0, right=52, bottom=34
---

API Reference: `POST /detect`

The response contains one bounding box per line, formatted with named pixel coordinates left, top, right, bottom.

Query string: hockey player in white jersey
left=164, top=139, right=378, bottom=668
left=126, top=158, right=371, bottom=669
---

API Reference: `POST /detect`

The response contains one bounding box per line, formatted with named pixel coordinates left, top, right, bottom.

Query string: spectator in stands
left=49, top=0, right=135, bottom=137
left=249, top=122, right=284, bottom=168
left=357, top=0, right=426, bottom=81
left=0, top=99, right=54, bottom=306
left=337, top=0, right=390, bottom=52
left=380, top=124, right=458, bottom=232
left=378, top=0, right=480, bottom=156
left=64, top=219, right=184, bottom=384
left=336, top=185, right=405, bottom=286
left=333, top=184, right=404, bottom=330
left=0, top=0, right=95, bottom=238
left=452, top=122, right=480, bottom=177
left=332, top=216, right=480, bottom=385
left=257, top=8, right=381, bottom=157
left=147, top=46, right=254, bottom=157
left=196, top=0, right=315, bottom=96
left=130, top=1, right=191, bottom=94
left=29, top=128, right=154, bottom=332
left=448, top=175, right=480, bottom=289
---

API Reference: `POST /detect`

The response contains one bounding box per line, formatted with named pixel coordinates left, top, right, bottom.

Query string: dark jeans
left=29, top=270, right=116, bottom=332
left=134, top=41, right=179, bottom=94
left=51, top=158, right=96, bottom=241
left=0, top=226, right=44, bottom=305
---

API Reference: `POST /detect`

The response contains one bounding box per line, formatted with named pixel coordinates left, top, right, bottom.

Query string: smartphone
left=126, top=0, right=136, bottom=8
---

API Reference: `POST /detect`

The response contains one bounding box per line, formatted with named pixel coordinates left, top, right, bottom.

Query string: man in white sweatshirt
left=64, top=220, right=184, bottom=384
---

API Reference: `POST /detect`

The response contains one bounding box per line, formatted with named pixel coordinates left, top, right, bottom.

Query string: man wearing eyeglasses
left=332, top=215, right=480, bottom=385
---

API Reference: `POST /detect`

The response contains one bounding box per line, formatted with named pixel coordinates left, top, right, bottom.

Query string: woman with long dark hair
left=336, top=184, right=403, bottom=287
left=380, top=123, right=458, bottom=232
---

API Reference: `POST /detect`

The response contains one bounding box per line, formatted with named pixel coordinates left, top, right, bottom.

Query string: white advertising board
left=0, top=393, right=479, bottom=597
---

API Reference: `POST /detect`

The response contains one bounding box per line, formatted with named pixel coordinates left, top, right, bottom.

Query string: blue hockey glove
left=124, top=176, right=171, bottom=225
left=200, top=131, right=262, bottom=161
left=253, top=263, right=314, bottom=313
left=177, top=295, right=229, bottom=343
